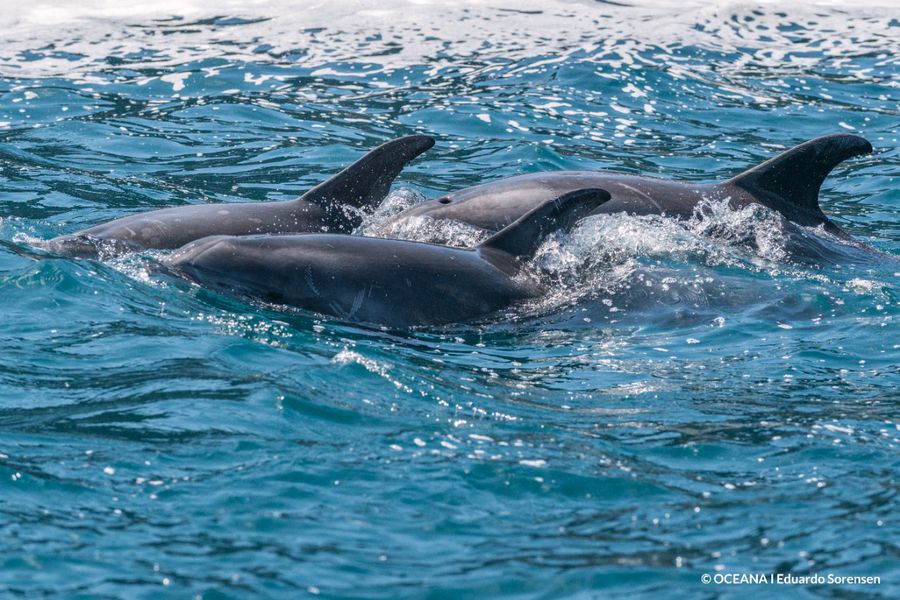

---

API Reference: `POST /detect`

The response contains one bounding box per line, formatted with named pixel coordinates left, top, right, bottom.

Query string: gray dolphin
left=387, top=134, right=872, bottom=239
left=43, top=135, right=434, bottom=258
left=164, top=188, right=612, bottom=328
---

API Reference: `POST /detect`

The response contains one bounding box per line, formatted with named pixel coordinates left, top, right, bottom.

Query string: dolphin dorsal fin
left=478, top=188, right=611, bottom=261
left=298, top=134, right=434, bottom=230
left=726, top=133, right=872, bottom=217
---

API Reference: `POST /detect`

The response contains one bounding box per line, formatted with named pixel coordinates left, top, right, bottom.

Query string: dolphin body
left=387, top=134, right=872, bottom=239
left=164, top=188, right=612, bottom=328
left=43, top=135, right=435, bottom=258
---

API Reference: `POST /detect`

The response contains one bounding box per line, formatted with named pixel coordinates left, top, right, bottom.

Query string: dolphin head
left=165, top=236, right=280, bottom=299
left=165, top=235, right=332, bottom=307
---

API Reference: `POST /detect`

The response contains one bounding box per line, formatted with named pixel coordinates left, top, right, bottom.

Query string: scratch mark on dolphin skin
left=616, top=183, right=665, bottom=213
left=305, top=267, right=320, bottom=296
left=348, top=287, right=366, bottom=319
left=329, top=301, right=347, bottom=319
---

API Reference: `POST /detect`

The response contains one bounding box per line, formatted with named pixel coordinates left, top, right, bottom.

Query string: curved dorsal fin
left=726, top=133, right=872, bottom=218
left=478, top=188, right=611, bottom=261
left=299, top=134, right=434, bottom=229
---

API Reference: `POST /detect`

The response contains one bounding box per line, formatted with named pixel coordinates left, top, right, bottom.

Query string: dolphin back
left=725, top=133, right=872, bottom=227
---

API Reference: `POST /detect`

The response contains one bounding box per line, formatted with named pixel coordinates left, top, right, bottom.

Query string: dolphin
left=386, top=134, right=872, bottom=239
left=163, top=188, right=612, bottom=328
left=42, top=134, right=435, bottom=258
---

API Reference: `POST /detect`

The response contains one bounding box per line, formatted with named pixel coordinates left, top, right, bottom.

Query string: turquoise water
left=1, top=1, right=898, bottom=597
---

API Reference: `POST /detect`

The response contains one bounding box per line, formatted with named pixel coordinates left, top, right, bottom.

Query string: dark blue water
left=1, top=1, right=898, bottom=597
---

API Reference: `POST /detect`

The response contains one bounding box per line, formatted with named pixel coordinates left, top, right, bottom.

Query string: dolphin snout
left=40, top=234, right=137, bottom=259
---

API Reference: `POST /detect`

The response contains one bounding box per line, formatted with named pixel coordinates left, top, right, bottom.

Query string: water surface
left=1, top=1, right=898, bottom=597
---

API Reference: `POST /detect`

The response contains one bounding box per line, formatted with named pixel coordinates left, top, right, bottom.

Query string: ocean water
left=1, top=0, right=898, bottom=597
